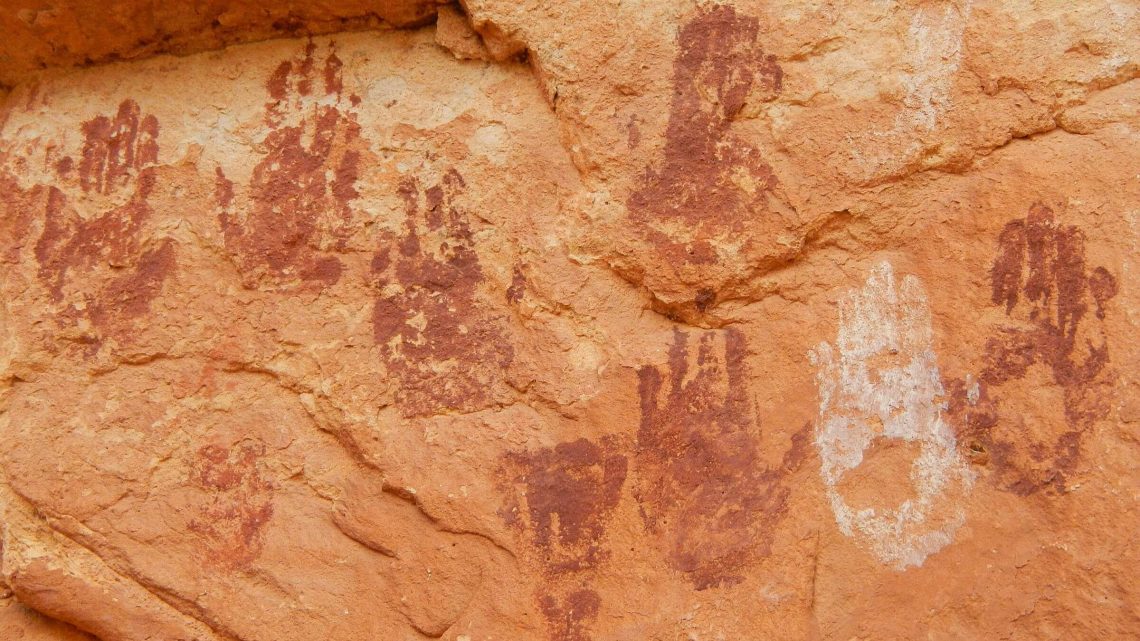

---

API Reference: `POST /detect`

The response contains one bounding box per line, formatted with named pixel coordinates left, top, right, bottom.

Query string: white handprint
left=811, top=261, right=973, bottom=569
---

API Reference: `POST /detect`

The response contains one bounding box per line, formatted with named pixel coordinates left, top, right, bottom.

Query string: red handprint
left=949, top=203, right=1118, bottom=494
left=217, top=42, right=362, bottom=290
left=32, top=99, right=174, bottom=351
left=371, top=169, right=514, bottom=417
left=636, top=328, right=809, bottom=589
left=628, top=5, right=783, bottom=268
left=187, top=442, right=275, bottom=570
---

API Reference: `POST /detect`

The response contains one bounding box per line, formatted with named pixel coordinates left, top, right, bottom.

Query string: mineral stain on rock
left=949, top=203, right=1118, bottom=495
left=0, top=170, right=42, bottom=264
left=372, top=169, right=514, bottom=417
left=636, top=328, right=810, bottom=589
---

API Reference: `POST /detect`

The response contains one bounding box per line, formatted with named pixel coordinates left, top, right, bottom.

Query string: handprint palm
left=32, top=99, right=174, bottom=351
left=218, top=42, right=362, bottom=290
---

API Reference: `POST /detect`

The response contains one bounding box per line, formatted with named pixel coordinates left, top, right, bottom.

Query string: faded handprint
left=187, top=441, right=275, bottom=570
left=538, top=589, right=602, bottom=641
left=217, top=41, right=362, bottom=290
left=74, top=99, right=159, bottom=195
left=0, top=169, right=36, bottom=265
left=845, top=1, right=972, bottom=183
left=371, top=169, right=513, bottom=417
left=949, top=203, right=1118, bottom=494
left=811, top=261, right=972, bottom=569
left=33, top=99, right=175, bottom=350
left=636, top=328, right=809, bottom=589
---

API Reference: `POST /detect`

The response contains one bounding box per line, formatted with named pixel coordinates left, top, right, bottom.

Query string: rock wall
left=0, top=1, right=1137, bottom=640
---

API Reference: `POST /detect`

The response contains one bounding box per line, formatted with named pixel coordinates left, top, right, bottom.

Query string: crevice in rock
left=0, top=478, right=232, bottom=641
left=0, top=594, right=100, bottom=641
left=0, top=1, right=467, bottom=90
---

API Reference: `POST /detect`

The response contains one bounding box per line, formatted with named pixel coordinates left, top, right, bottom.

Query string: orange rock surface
left=0, top=2, right=1137, bottom=640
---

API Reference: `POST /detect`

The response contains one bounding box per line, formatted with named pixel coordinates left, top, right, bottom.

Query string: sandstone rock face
left=0, top=0, right=450, bottom=90
left=0, top=2, right=1137, bottom=640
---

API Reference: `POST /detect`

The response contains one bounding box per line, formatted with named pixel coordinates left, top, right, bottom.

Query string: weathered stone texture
left=0, top=1, right=1137, bottom=640
left=0, top=0, right=450, bottom=90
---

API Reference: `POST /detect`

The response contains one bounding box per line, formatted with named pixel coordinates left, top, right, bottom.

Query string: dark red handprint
left=498, top=438, right=625, bottom=641
left=217, top=42, right=362, bottom=290
left=628, top=4, right=783, bottom=267
left=538, top=588, right=602, bottom=641
left=74, top=99, right=159, bottom=196
left=949, top=203, right=1118, bottom=495
left=32, top=99, right=175, bottom=350
left=635, top=328, right=809, bottom=589
left=499, top=438, right=627, bottom=576
left=371, top=169, right=514, bottom=417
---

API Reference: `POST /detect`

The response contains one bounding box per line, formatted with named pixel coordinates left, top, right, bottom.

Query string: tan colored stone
left=436, top=5, right=492, bottom=61
left=0, top=598, right=95, bottom=641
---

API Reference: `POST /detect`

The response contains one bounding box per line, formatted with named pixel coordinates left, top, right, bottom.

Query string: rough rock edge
left=0, top=0, right=473, bottom=92
left=0, top=480, right=226, bottom=640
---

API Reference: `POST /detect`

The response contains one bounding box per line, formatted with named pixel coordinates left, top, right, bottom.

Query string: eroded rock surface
left=0, top=1, right=1137, bottom=640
